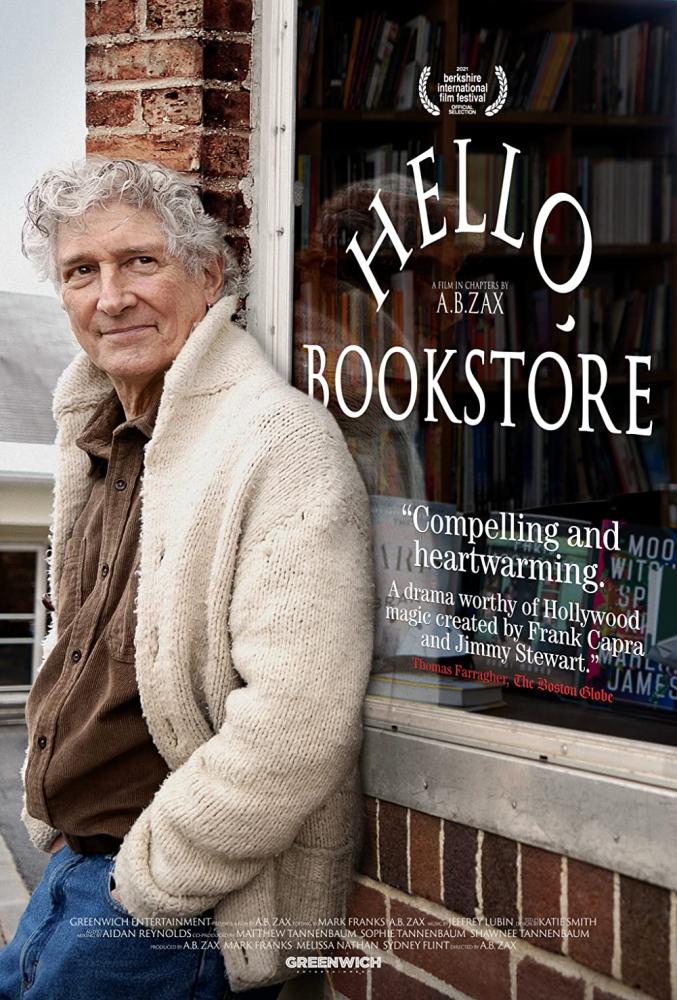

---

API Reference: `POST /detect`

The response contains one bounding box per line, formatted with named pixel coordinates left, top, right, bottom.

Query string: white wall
left=0, top=483, right=53, bottom=529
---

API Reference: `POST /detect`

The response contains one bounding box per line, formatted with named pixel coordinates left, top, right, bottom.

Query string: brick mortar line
left=137, top=0, right=148, bottom=33
left=86, top=30, right=252, bottom=45
left=86, top=80, right=249, bottom=93
left=509, top=948, right=517, bottom=1000
left=375, top=800, right=381, bottom=884
left=353, top=874, right=658, bottom=1000
left=516, top=843, right=523, bottom=931
left=612, top=872, right=622, bottom=981
left=438, top=817, right=444, bottom=905
left=87, top=125, right=153, bottom=137
left=203, top=127, right=252, bottom=138
left=87, top=78, right=203, bottom=92
left=560, top=857, right=569, bottom=957
left=475, top=829, right=483, bottom=918
left=86, top=126, right=251, bottom=138
left=203, top=177, right=249, bottom=193
left=405, top=809, right=411, bottom=896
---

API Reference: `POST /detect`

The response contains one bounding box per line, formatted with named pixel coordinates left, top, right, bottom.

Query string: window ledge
left=362, top=696, right=677, bottom=891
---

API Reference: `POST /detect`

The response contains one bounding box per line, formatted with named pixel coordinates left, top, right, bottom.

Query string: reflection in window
left=292, top=2, right=677, bottom=746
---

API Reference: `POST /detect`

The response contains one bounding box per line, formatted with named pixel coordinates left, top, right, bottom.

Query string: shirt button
left=37, top=735, right=47, bottom=750
left=114, top=478, right=127, bottom=492
left=71, top=649, right=82, bottom=663
left=101, top=564, right=109, bottom=578
left=41, top=592, right=55, bottom=612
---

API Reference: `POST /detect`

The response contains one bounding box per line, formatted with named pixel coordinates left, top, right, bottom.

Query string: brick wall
left=329, top=797, right=677, bottom=1000
left=85, top=0, right=253, bottom=286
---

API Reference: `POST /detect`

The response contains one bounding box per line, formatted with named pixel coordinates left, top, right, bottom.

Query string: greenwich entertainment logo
left=419, top=64, right=508, bottom=117
left=286, top=955, right=382, bottom=969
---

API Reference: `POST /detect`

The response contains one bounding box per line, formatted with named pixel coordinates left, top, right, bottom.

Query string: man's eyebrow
left=59, top=246, right=165, bottom=269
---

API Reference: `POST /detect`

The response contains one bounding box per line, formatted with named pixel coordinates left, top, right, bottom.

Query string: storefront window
left=291, top=1, right=677, bottom=746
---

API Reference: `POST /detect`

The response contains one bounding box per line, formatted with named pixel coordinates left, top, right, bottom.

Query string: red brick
left=347, top=882, right=387, bottom=928
left=86, top=40, right=202, bottom=83
left=202, top=132, right=249, bottom=178
left=330, top=944, right=368, bottom=1000
left=442, top=820, right=477, bottom=917
left=204, top=40, right=251, bottom=83
left=202, top=189, right=250, bottom=229
left=86, top=132, right=201, bottom=172
left=409, top=810, right=441, bottom=904
left=204, top=89, right=250, bottom=128
left=86, top=0, right=137, bottom=37
left=142, top=87, right=202, bottom=128
left=520, top=845, right=562, bottom=954
left=482, top=833, right=518, bottom=930
left=224, top=233, right=249, bottom=270
left=516, top=957, right=584, bottom=1000
left=86, top=90, right=137, bottom=128
left=359, top=797, right=378, bottom=881
left=389, top=899, right=511, bottom=1000
left=620, top=876, right=671, bottom=1000
left=371, top=964, right=447, bottom=1000
left=204, top=0, right=252, bottom=32
left=567, top=858, right=613, bottom=977
left=146, top=0, right=202, bottom=29
left=377, top=801, right=408, bottom=893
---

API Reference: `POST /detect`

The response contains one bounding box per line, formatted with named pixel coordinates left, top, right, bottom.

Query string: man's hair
left=22, top=157, right=238, bottom=295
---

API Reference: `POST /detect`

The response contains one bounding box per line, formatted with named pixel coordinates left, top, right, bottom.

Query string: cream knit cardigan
left=22, top=294, right=374, bottom=991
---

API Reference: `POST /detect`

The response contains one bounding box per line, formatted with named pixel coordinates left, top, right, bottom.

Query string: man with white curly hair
left=0, top=158, right=374, bottom=999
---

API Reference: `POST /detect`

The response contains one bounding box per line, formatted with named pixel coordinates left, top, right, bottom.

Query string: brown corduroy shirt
left=25, top=390, right=169, bottom=848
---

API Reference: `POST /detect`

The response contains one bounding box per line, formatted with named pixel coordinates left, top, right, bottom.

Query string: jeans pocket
left=102, top=863, right=130, bottom=917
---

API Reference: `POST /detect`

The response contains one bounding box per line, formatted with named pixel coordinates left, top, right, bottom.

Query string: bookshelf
left=293, top=0, right=677, bottom=519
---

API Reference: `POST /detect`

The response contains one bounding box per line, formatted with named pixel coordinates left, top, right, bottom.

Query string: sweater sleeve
left=113, top=436, right=374, bottom=919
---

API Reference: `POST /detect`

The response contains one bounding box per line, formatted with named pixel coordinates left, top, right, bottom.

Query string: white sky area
left=0, top=2, right=85, bottom=298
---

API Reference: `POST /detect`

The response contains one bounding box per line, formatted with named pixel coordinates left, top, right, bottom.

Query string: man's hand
left=109, top=874, right=124, bottom=904
left=49, top=834, right=66, bottom=854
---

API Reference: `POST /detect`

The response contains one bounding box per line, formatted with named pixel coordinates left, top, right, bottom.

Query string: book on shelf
left=460, top=29, right=576, bottom=112
left=297, top=5, right=321, bottom=107
left=572, top=23, right=673, bottom=116
left=465, top=147, right=567, bottom=245
left=576, top=284, right=672, bottom=369
left=574, top=156, right=672, bottom=245
left=320, top=13, right=444, bottom=112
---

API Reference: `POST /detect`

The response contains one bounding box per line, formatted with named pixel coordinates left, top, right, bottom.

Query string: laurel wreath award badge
left=419, top=64, right=508, bottom=117
left=484, top=66, right=508, bottom=116
left=418, top=66, right=440, bottom=116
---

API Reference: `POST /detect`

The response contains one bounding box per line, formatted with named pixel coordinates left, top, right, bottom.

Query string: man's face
left=56, top=201, right=223, bottom=384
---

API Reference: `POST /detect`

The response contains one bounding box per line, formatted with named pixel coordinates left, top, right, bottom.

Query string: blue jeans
left=0, top=846, right=281, bottom=1000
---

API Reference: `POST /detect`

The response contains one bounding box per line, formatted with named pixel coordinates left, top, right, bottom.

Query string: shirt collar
left=75, top=389, right=159, bottom=465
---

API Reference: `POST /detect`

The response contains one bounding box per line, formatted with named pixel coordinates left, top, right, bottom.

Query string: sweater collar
left=52, top=293, right=246, bottom=419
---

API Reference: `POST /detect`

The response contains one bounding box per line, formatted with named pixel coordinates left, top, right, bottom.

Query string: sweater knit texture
left=21, top=294, right=375, bottom=991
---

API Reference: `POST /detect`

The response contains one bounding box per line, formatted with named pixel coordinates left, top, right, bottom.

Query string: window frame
left=250, top=2, right=677, bottom=869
